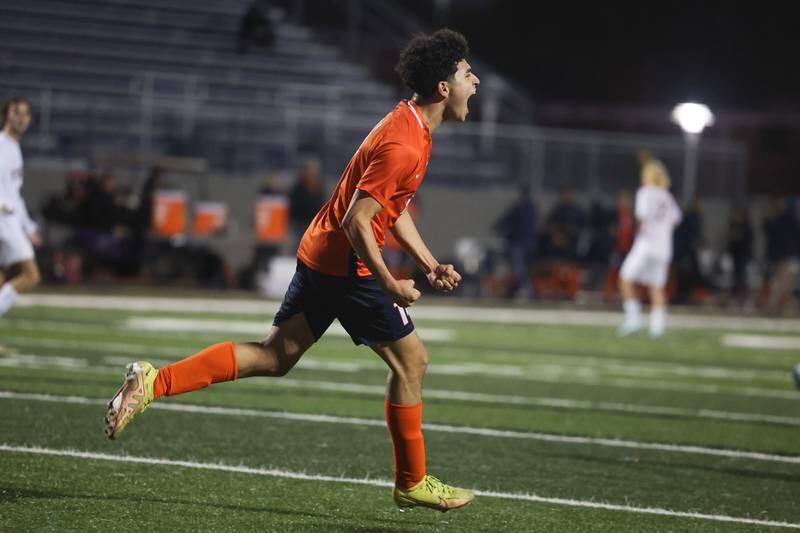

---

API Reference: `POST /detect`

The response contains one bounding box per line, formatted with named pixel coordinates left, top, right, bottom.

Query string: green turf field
left=2, top=293, right=799, bottom=532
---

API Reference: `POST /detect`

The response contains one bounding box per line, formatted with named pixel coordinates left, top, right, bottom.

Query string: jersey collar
left=405, top=100, right=430, bottom=135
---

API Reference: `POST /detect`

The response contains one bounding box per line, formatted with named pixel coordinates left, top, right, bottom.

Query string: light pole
left=671, top=102, right=714, bottom=206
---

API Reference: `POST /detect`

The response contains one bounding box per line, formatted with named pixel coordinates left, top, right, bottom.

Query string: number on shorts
left=393, top=303, right=409, bottom=325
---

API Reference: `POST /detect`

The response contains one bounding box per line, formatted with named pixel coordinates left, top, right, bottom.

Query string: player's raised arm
left=391, top=210, right=461, bottom=292
left=342, top=190, right=421, bottom=306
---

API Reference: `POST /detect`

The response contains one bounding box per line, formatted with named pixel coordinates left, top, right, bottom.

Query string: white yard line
left=0, top=335, right=181, bottom=357
left=0, top=353, right=88, bottom=369
left=589, top=376, right=800, bottom=400
left=723, top=334, right=800, bottom=350
left=17, top=294, right=276, bottom=314
left=125, top=317, right=454, bottom=342
left=4, top=333, right=799, bottom=421
left=1, top=444, right=798, bottom=529
left=1, top=349, right=796, bottom=424
left=2, top=339, right=795, bottom=404
left=3, top=391, right=800, bottom=465
left=2, top=348, right=796, bottom=402
left=269, top=379, right=800, bottom=427
left=18, top=293, right=800, bottom=333
left=0, top=336, right=800, bottom=401
left=2, top=319, right=120, bottom=334
left=123, top=318, right=787, bottom=381
left=8, top=321, right=786, bottom=384
left=1, top=347, right=797, bottom=425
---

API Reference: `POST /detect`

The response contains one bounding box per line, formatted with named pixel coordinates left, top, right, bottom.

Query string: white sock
left=623, top=298, right=641, bottom=324
left=0, top=283, right=19, bottom=317
left=650, top=307, right=666, bottom=334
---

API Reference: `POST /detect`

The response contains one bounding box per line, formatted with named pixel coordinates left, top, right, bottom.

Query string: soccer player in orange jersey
left=104, top=29, right=480, bottom=511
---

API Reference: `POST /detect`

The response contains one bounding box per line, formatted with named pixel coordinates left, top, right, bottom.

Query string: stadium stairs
left=0, top=0, right=512, bottom=183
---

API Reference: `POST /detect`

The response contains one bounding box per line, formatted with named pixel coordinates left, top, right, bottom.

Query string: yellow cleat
left=104, top=361, right=158, bottom=440
left=393, top=474, right=475, bottom=512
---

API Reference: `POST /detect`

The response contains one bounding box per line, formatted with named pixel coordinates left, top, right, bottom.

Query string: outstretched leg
left=104, top=312, right=315, bottom=439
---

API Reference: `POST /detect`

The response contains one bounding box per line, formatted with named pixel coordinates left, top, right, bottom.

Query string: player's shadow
left=0, top=486, right=433, bottom=531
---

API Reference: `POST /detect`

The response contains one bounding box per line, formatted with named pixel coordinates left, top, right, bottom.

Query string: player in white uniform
left=618, top=156, right=682, bottom=337
left=0, top=97, right=41, bottom=319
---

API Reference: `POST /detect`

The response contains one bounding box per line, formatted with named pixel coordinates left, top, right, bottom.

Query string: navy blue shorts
left=273, top=260, right=415, bottom=346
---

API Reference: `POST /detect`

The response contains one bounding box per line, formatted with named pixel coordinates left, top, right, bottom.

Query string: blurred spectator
left=78, top=172, right=154, bottom=276
left=259, top=172, right=283, bottom=196
left=725, top=204, right=753, bottom=304
left=542, top=188, right=586, bottom=260
left=135, top=167, right=161, bottom=233
left=584, top=199, right=615, bottom=288
left=42, top=168, right=161, bottom=280
left=41, top=170, right=90, bottom=226
left=763, top=196, right=800, bottom=315
left=289, top=159, right=325, bottom=247
left=672, top=196, right=709, bottom=303
left=536, top=188, right=585, bottom=299
left=603, top=190, right=634, bottom=303
left=493, top=184, right=537, bottom=299
left=83, top=173, right=120, bottom=230
left=615, top=190, right=635, bottom=257
left=237, top=0, right=276, bottom=54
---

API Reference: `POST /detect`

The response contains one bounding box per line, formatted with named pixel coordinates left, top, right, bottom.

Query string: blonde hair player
left=618, top=152, right=682, bottom=337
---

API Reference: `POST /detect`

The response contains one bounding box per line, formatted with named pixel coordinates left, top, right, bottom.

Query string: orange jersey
left=297, top=100, right=432, bottom=277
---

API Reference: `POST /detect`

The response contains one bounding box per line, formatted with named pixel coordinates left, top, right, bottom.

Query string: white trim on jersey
left=406, top=100, right=425, bottom=130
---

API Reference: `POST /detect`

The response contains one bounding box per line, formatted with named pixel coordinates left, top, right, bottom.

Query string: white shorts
left=0, top=216, right=35, bottom=267
left=620, top=244, right=670, bottom=288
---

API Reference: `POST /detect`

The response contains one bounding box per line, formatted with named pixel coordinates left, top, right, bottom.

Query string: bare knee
left=236, top=341, right=298, bottom=377
left=256, top=339, right=297, bottom=376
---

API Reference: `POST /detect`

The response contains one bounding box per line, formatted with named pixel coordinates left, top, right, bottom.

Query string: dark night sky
left=390, top=1, right=800, bottom=192
left=398, top=1, right=800, bottom=112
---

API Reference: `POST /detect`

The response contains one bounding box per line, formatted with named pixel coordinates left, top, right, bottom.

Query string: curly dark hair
left=395, top=29, right=469, bottom=98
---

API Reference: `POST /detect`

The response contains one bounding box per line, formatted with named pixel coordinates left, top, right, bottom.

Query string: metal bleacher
left=0, top=0, right=749, bottom=195
left=0, top=0, right=416, bottom=172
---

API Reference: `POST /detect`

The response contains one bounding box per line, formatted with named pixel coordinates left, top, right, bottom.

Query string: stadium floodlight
left=671, top=102, right=715, bottom=134
left=671, top=102, right=714, bottom=205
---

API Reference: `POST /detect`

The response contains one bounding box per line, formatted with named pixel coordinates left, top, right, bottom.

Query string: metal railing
left=2, top=80, right=747, bottom=199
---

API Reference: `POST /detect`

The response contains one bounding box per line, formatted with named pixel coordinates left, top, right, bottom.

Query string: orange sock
left=153, top=341, right=238, bottom=399
left=385, top=401, right=426, bottom=489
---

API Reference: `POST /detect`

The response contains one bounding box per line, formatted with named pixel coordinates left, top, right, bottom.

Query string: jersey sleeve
left=356, top=141, right=417, bottom=208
